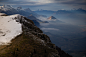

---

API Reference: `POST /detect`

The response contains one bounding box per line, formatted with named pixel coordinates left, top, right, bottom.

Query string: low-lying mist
left=36, top=12, right=86, bottom=57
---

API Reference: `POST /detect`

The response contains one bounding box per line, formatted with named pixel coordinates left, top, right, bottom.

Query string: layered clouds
left=0, top=0, right=86, bottom=10
left=41, top=28, right=59, bottom=31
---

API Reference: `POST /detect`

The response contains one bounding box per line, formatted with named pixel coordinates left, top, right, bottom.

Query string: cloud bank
left=0, top=0, right=86, bottom=11
left=41, top=28, right=59, bottom=31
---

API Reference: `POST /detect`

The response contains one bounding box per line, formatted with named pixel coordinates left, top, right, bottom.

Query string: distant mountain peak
left=17, top=7, right=22, bottom=10
left=48, top=16, right=56, bottom=20
left=28, top=14, right=38, bottom=20
left=0, top=5, right=39, bottom=17
left=24, top=8, right=32, bottom=12
left=2, top=5, right=12, bottom=8
left=0, top=5, right=13, bottom=11
left=29, top=14, right=33, bottom=16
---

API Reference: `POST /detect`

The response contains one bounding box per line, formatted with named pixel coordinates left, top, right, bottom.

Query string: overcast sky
left=0, top=0, right=86, bottom=11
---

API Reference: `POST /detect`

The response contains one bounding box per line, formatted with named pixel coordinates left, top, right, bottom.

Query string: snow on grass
left=0, top=14, right=22, bottom=45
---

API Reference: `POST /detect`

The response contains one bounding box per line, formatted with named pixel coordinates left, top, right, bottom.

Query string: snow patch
left=0, top=13, right=6, bottom=16
left=0, top=14, right=22, bottom=45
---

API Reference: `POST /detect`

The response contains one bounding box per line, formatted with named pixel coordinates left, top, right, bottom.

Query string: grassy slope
left=0, top=32, right=58, bottom=57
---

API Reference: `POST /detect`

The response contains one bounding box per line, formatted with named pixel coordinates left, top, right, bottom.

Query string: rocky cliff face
left=0, top=13, right=72, bottom=57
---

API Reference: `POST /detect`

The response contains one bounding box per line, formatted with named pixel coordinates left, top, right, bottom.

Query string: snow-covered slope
left=0, top=14, right=22, bottom=45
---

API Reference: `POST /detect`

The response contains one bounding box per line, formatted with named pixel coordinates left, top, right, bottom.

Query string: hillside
left=0, top=13, right=72, bottom=57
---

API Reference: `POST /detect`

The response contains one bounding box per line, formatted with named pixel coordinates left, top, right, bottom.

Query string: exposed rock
left=0, top=13, right=72, bottom=57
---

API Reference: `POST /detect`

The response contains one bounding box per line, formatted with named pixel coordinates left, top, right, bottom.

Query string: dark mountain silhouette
left=27, top=14, right=48, bottom=26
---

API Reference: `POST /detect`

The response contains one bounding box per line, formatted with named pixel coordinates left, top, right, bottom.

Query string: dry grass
left=0, top=33, right=58, bottom=57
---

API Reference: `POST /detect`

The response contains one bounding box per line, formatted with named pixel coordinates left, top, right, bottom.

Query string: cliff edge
left=0, top=13, right=72, bottom=57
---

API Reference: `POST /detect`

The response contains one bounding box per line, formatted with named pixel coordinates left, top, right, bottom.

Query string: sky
left=0, top=0, right=86, bottom=11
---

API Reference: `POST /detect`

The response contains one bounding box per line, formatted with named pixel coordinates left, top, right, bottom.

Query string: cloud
left=0, top=0, right=9, bottom=2
left=0, top=0, right=49, bottom=6
left=0, top=0, right=86, bottom=10
left=52, top=0, right=86, bottom=6
left=6, top=1, right=38, bottom=5
left=0, top=0, right=86, bottom=5
left=41, top=28, right=59, bottom=31
left=60, top=0, right=86, bottom=5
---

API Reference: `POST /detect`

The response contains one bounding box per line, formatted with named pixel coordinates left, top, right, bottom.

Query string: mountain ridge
left=0, top=5, right=48, bottom=27
left=34, top=8, right=86, bottom=16
left=0, top=13, right=72, bottom=57
left=0, top=5, right=40, bottom=17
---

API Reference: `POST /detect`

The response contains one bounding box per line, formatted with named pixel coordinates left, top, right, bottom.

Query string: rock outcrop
left=0, top=13, right=72, bottom=57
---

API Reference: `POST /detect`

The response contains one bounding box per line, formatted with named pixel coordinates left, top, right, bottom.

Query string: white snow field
left=0, top=13, right=22, bottom=45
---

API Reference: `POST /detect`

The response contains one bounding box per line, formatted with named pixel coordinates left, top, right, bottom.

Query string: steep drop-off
left=0, top=13, right=72, bottom=57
